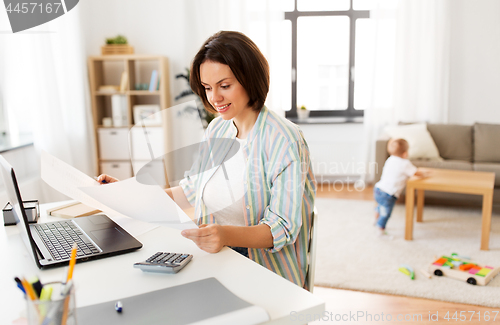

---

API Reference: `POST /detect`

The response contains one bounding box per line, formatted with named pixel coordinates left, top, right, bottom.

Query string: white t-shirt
left=202, top=137, right=247, bottom=226
left=375, top=155, right=417, bottom=198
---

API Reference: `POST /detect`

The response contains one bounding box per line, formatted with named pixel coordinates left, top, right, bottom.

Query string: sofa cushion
left=474, top=123, right=500, bottom=163
left=427, top=124, right=472, bottom=162
left=411, top=159, right=473, bottom=171
left=473, top=163, right=500, bottom=187
left=384, top=123, right=442, bottom=160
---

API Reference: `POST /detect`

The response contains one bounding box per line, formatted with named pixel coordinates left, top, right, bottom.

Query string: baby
left=374, top=138, right=428, bottom=237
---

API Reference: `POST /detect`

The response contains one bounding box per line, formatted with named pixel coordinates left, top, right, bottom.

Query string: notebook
left=77, top=277, right=270, bottom=325
left=47, top=201, right=101, bottom=219
left=0, top=155, right=143, bottom=269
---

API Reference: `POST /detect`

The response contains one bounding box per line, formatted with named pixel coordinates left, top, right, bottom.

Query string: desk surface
left=407, top=168, right=495, bottom=195
left=1, top=202, right=324, bottom=324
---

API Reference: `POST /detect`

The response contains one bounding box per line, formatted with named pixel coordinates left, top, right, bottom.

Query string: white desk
left=1, top=202, right=324, bottom=324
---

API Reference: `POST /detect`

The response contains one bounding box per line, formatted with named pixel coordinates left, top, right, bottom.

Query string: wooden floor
left=311, top=184, right=497, bottom=324
left=316, top=183, right=375, bottom=200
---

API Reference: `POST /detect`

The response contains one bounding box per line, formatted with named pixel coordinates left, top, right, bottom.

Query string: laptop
left=0, top=155, right=142, bottom=269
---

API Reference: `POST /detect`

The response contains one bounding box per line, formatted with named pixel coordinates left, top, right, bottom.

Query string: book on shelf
left=98, top=85, right=120, bottom=93
left=149, top=70, right=158, bottom=92
left=47, top=201, right=101, bottom=219
left=120, top=71, right=128, bottom=92
left=111, top=94, right=128, bottom=127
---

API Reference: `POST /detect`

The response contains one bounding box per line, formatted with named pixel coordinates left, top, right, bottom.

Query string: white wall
left=0, top=146, right=43, bottom=205
left=448, top=0, right=500, bottom=124
left=300, top=124, right=365, bottom=180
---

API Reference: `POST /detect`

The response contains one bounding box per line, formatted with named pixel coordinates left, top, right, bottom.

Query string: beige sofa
left=375, top=122, right=500, bottom=206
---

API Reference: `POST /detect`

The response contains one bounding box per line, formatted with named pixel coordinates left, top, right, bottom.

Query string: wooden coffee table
left=405, top=168, right=495, bottom=250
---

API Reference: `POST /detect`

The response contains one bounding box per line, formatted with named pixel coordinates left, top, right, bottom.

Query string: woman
left=99, top=31, right=316, bottom=288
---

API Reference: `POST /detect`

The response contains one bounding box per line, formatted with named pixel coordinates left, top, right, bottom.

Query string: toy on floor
left=398, top=264, right=415, bottom=280
left=428, top=254, right=500, bottom=286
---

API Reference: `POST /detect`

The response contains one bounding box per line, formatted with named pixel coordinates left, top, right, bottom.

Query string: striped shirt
left=179, top=106, right=316, bottom=288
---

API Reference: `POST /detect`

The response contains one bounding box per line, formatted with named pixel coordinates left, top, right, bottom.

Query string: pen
left=61, top=280, right=73, bottom=297
left=66, top=242, right=78, bottom=283
left=14, top=277, right=26, bottom=294
left=60, top=283, right=73, bottom=325
left=94, top=176, right=107, bottom=184
left=115, top=301, right=123, bottom=313
left=42, top=305, right=58, bottom=325
left=20, top=277, right=37, bottom=301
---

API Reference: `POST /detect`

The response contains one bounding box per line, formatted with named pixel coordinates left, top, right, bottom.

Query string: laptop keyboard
left=34, top=221, right=100, bottom=261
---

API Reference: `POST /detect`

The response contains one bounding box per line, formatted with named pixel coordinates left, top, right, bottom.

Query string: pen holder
left=26, top=281, right=77, bottom=325
left=3, top=200, right=40, bottom=226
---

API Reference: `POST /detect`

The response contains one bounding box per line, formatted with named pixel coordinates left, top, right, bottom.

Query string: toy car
left=428, top=255, right=500, bottom=286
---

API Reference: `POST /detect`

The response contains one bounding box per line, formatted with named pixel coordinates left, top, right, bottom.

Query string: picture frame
left=133, top=105, right=161, bottom=126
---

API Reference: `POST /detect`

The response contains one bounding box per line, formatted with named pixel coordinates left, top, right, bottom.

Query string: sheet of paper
left=41, top=151, right=196, bottom=230
left=79, top=177, right=196, bottom=229
left=41, top=151, right=113, bottom=213
left=106, top=214, right=159, bottom=237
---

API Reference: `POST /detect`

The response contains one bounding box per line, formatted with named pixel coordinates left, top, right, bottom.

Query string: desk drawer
left=98, top=128, right=130, bottom=160
left=100, top=161, right=132, bottom=180
left=131, top=127, right=164, bottom=160
left=132, top=160, right=167, bottom=187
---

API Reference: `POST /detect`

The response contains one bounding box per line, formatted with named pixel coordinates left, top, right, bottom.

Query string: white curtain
left=393, top=0, right=451, bottom=123
left=181, top=0, right=285, bottom=113
left=0, top=8, right=95, bottom=202
left=360, top=1, right=399, bottom=184
left=362, top=0, right=451, bottom=183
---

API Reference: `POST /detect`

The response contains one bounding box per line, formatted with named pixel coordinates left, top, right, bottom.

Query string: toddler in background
left=374, top=138, right=429, bottom=238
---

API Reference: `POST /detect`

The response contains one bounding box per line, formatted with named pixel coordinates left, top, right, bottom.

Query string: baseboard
left=315, top=174, right=362, bottom=183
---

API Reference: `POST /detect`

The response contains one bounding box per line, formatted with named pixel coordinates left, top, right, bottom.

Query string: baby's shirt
left=375, top=155, right=418, bottom=198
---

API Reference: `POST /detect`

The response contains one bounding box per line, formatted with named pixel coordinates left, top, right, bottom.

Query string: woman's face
left=200, top=61, right=251, bottom=121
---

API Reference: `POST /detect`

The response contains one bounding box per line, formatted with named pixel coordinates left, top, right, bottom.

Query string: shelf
left=88, top=54, right=170, bottom=186
left=128, top=91, right=160, bottom=95
left=94, top=91, right=160, bottom=96
left=89, top=54, right=164, bottom=61
left=98, top=159, right=131, bottom=162
left=97, top=125, right=133, bottom=129
left=95, top=91, right=126, bottom=96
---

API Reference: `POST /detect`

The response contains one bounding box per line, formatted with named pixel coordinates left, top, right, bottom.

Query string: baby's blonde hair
left=387, top=138, right=409, bottom=157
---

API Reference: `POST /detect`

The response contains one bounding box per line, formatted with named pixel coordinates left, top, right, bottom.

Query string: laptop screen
left=0, top=155, right=42, bottom=268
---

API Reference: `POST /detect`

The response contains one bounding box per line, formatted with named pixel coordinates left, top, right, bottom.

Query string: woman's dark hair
left=190, top=31, right=270, bottom=114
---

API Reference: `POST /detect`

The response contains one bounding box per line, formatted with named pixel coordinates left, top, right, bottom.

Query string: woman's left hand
left=181, top=224, right=226, bottom=253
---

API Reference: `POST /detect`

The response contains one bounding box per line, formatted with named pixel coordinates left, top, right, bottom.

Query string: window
left=284, top=0, right=370, bottom=119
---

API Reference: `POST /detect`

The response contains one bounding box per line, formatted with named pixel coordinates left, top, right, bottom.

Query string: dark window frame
left=285, top=0, right=369, bottom=119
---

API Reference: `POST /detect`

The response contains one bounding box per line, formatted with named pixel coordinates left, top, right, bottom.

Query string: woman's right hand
left=96, top=174, right=119, bottom=184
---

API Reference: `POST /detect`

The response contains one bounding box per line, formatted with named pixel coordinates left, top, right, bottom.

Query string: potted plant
left=101, top=35, right=134, bottom=55
left=297, top=105, right=310, bottom=120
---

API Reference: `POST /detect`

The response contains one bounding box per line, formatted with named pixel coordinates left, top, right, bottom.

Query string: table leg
left=481, top=192, right=493, bottom=250
left=405, top=186, right=415, bottom=240
left=416, top=189, right=425, bottom=222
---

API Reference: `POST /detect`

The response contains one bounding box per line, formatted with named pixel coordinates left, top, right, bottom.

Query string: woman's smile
left=215, top=103, right=231, bottom=113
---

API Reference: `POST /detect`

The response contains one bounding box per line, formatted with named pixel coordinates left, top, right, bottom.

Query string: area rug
left=314, top=198, right=500, bottom=307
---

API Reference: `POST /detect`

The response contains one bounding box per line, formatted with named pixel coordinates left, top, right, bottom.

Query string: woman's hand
left=96, top=174, right=119, bottom=184
left=181, top=224, right=226, bottom=253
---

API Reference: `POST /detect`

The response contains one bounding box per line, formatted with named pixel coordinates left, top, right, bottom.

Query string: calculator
left=134, top=252, right=193, bottom=273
